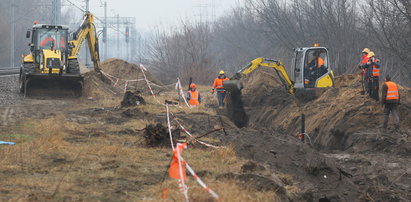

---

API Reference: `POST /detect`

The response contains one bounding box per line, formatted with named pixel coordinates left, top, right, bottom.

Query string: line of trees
left=145, top=0, right=411, bottom=86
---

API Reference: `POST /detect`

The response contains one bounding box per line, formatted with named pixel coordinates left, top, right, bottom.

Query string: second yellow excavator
left=223, top=46, right=335, bottom=96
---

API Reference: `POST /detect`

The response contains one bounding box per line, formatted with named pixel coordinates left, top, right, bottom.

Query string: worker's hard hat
left=219, top=70, right=225, bottom=74
left=362, top=48, right=370, bottom=53
left=190, top=83, right=196, bottom=89
left=367, top=51, right=375, bottom=57
left=33, top=20, right=39, bottom=25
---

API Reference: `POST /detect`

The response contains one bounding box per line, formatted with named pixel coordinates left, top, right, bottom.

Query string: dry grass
left=0, top=82, right=285, bottom=201
left=0, top=105, right=280, bottom=201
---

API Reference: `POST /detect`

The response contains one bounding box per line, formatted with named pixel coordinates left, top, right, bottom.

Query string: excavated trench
left=225, top=88, right=248, bottom=128
left=221, top=70, right=411, bottom=200
left=225, top=70, right=411, bottom=151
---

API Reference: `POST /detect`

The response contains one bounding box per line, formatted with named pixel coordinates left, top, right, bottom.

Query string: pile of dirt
left=121, top=91, right=146, bottom=107
left=100, top=59, right=162, bottom=84
left=220, top=72, right=411, bottom=201
left=144, top=123, right=182, bottom=147
left=82, top=59, right=163, bottom=100
left=239, top=73, right=411, bottom=151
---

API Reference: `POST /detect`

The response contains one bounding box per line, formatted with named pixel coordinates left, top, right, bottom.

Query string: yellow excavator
left=19, top=12, right=100, bottom=97
left=223, top=46, right=335, bottom=96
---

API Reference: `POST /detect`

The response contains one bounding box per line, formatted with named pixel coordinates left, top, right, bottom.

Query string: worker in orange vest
left=40, top=34, right=56, bottom=48
left=307, top=51, right=325, bottom=87
left=211, top=70, right=230, bottom=109
left=362, top=52, right=380, bottom=101
left=381, top=75, right=400, bottom=131
left=358, top=48, right=371, bottom=93
left=186, top=83, right=201, bottom=106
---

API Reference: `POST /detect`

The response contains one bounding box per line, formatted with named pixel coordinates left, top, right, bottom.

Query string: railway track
left=0, top=67, right=19, bottom=76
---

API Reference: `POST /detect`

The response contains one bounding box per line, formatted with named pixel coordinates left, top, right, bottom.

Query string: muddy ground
left=223, top=69, right=410, bottom=201
left=1, top=64, right=410, bottom=201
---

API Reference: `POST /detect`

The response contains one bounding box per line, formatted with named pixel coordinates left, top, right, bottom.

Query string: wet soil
left=222, top=71, right=411, bottom=201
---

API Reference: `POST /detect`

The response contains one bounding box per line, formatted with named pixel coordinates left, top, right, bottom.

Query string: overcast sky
left=69, top=0, right=242, bottom=32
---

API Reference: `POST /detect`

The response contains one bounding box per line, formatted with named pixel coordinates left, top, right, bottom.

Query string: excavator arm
left=68, top=12, right=101, bottom=72
left=231, top=57, right=295, bottom=94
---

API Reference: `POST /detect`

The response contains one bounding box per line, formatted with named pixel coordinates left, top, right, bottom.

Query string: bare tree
left=363, top=0, right=411, bottom=84
left=145, top=0, right=411, bottom=86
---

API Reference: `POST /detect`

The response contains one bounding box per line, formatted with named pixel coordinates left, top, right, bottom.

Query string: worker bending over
left=358, top=48, right=371, bottom=93
left=186, top=83, right=201, bottom=106
left=211, top=70, right=230, bottom=109
left=381, top=75, right=400, bottom=131
left=362, top=51, right=380, bottom=101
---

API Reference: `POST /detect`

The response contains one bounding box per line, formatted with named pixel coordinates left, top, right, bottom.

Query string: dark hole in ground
left=225, top=89, right=248, bottom=128
left=318, top=197, right=330, bottom=202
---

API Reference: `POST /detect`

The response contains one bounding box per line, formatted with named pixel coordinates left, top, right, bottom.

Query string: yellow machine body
left=224, top=47, right=335, bottom=95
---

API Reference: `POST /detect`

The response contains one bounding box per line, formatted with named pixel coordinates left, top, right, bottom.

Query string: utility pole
left=126, top=23, right=129, bottom=61
left=117, top=14, right=120, bottom=58
left=104, top=1, right=108, bottom=60
left=10, top=1, right=15, bottom=67
left=85, top=0, right=90, bottom=67
left=138, top=33, right=142, bottom=64
left=52, top=0, right=61, bottom=25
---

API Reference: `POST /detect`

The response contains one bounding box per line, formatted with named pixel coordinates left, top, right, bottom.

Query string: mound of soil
left=82, top=59, right=162, bottom=100
left=121, top=91, right=146, bottom=107
left=144, top=123, right=181, bottom=147
left=100, top=59, right=162, bottom=84
left=220, top=72, right=411, bottom=201
left=239, top=73, right=411, bottom=151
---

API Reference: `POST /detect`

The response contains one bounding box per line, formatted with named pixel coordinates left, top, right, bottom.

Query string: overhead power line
left=63, top=0, right=127, bottom=36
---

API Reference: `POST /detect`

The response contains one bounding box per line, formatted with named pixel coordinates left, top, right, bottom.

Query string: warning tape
left=176, top=143, right=189, bottom=201
left=99, top=64, right=193, bottom=109
left=297, top=132, right=312, bottom=146
left=100, top=68, right=175, bottom=96
left=180, top=155, right=219, bottom=199
left=166, top=107, right=219, bottom=200
left=139, top=64, right=163, bottom=104
left=166, top=104, right=175, bottom=150
left=173, top=118, right=226, bottom=149
left=176, top=79, right=191, bottom=108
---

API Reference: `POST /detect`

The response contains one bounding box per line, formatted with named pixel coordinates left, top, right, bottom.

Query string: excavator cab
left=292, top=47, right=334, bottom=89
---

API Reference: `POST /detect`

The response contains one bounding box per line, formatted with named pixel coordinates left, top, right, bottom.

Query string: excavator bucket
left=223, top=80, right=243, bottom=92
left=23, top=74, right=83, bottom=98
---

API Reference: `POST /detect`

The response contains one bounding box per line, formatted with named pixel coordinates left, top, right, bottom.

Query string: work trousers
left=217, top=91, right=226, bottom=107
left=363, top=74, right=369, bottom=93
left=383, top=103, right=400, bottom=129
left=370, top=77, right=379, bottom=101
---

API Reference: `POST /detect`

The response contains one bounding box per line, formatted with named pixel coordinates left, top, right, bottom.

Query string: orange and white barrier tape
left=178, top=155, right=219, bottom=199
left=172, top=143, right=219, bottom=200
left=140, top=64, right=162, bottom=104
left=166, top=108, right=219, bottom=200
left=184, top=160, right=219, bottom=199
left=176, top=143, right=189, bottom=201
left=100, top=70, right=146, bottom=93
left=173, top=118, right=226, bottom=149
left=166, top=104, right=175, bottom=150
left=176, top=79, right=191, bottom=108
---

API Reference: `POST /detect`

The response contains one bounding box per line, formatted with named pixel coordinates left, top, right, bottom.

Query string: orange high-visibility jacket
left=385, top=81, right=399, bottom=100
left=361, top=55, right=369, bottom=64
left=40, top=37, right=56, bottom=47
left=212, top=77, right=229, bottom=91
left=372, top=59, right=380, bottom=77
left=317, top=57, right=324, bottom=68
left=187, top=90, right=200, bottom=106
